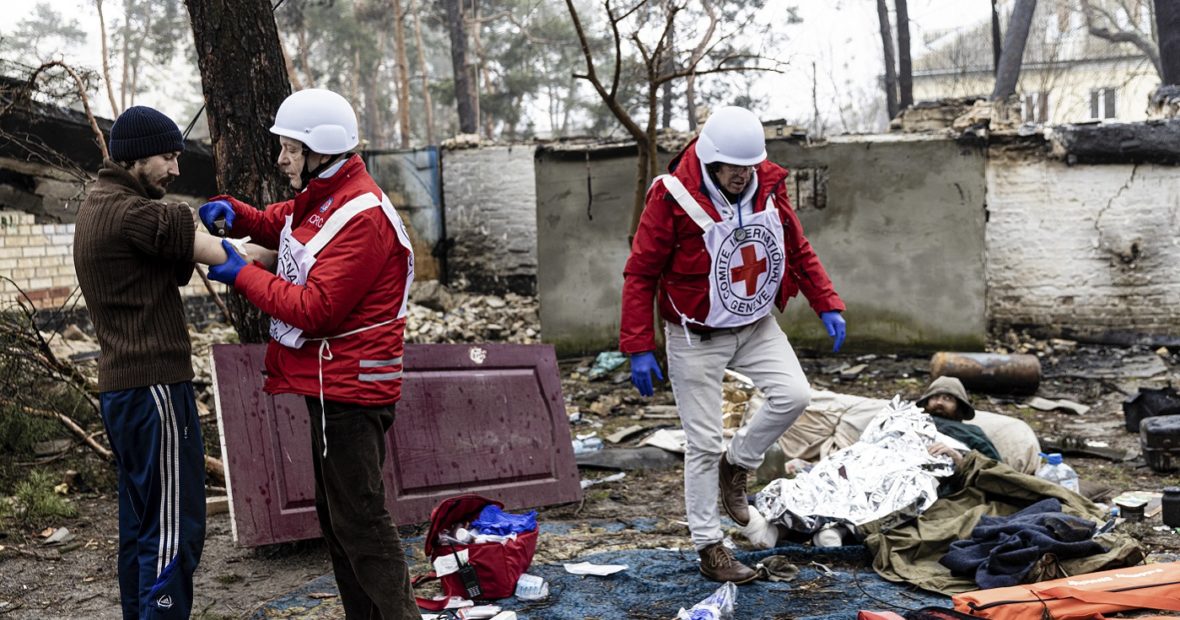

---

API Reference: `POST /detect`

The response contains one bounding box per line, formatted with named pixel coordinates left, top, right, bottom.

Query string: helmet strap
left=705, top=164, right=742, bottom=204
left=300, top=149, right=347, bottom=189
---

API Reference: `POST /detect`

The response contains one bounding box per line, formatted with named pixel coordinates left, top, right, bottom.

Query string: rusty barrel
left=929, top=352, right=1041, bottom=395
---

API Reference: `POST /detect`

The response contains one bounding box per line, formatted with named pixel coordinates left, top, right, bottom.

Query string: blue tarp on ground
left=253, top=539, right=950, bottom=619
left=506, top=545, right=949, bottom=619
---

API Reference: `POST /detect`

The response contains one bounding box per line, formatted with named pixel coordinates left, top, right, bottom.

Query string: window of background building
left=1022, top=91, right=1050, bottom=123
left=1090, top=87, right=1117, bottom=119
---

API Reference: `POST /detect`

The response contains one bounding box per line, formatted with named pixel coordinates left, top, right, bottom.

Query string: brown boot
left=719, top=455, right=750, bottom=526
left=697, top=542, right=758, bottom=584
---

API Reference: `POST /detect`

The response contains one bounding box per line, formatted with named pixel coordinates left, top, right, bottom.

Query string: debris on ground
left=405, top=284, right=539, bottom=344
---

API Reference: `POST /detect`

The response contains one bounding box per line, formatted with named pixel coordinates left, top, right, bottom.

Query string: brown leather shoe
left=698, top=542, right=758, bottom=584
left=719, top=455, right=750, bottom=526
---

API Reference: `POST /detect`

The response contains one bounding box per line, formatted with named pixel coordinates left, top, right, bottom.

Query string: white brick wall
left=0, top=210, right=217, bottom=309
left=986, top=159, right=1180, bottom=335
left=442, top=146, right=538, bottom=290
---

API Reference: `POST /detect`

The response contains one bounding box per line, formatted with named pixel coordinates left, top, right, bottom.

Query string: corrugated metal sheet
left=213, top=342, right=581, bottom=547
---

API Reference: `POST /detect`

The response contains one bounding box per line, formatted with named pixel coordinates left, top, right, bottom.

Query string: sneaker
left=719, top=455, right=750, bottom=526
left=697, top=542, right=757, bottom=584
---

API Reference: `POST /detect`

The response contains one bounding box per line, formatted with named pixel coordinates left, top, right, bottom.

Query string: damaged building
left=3, top=89, right=1179, bottom=355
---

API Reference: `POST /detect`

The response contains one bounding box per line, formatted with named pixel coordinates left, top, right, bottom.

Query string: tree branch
left=1079, top=0, right=1162, bottom=76
left=564, top=0, right=647, bottom=143
left=24, top=61, right=109, bottom=160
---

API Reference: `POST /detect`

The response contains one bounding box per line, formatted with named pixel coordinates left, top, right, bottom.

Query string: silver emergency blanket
left=754, top=397, right=955, bottom=532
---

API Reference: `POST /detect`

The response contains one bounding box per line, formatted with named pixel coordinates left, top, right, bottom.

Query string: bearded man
left=74, top=105, right=207, bottom=619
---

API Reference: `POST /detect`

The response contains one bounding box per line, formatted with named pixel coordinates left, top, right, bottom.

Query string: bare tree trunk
left=120, top=1, right=130, bottom=111
left=442, top=0, right=477, bottom=133
left=896, top=0, right=913, bottom=109
left=1155, top=0, right=1179, bottom=84
left=991, top=0, right=1003, bottom=75
left=412, top=0, right=435, bottom=144
left=351, top=48, right=361, bottom=116
left=471, top=0, right=485, bottom=138
left=992, top=0, right=1038, bottom=99
left=684, top=0, right=718, bottom=131
left=297, top=27, right=315, bottom=87
left=362, top=66, right=379, bottom=146
left=876, top=0, right=899, bottom=119
left=686, top=76, right=699, bottom=130
left=392, top=0, right=413, bottom=148
left=811, top=61, right=821, bottom=137
left=185, top=0, right=292, bottom=343
left=95, top=0, right=119, bottom=116
left=279, top=34, right=304, bottom=90
left=661, top=19, right=674, bottom=129
left=128, top=7, right=153, bottom=108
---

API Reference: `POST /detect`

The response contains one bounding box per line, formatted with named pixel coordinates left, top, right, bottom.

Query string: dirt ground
left=4, top=335, right=1180, bottom=619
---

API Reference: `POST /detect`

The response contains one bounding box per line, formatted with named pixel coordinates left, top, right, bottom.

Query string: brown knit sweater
left=74, top=160, right=197, bottom=392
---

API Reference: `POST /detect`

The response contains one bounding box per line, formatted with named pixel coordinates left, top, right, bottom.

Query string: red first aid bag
left=413, top=494, right=537, bottom=609
left=952, top=562, right=1180, bottom=619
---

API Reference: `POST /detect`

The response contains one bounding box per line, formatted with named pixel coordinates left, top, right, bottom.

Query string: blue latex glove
left=630, top=352, right=664, bottom=397
left=198, top=200, right=235, bottom=235
left=208, top=239, right=247, bottom=286
left=821, top=311, right=846, bottom=353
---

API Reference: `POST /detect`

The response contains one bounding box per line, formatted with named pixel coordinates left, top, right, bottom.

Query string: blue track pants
left=100, top=382, right=205, bottom=619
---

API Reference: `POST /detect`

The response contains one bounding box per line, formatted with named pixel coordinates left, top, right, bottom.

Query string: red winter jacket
left=217, top=155, right=412, bottom=405
left=619, top=140, right=844, bottom=354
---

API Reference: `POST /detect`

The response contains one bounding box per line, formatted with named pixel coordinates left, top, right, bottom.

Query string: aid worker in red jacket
left=200, top=88, right=420, bottom=619
left=620, top=106, right=847, bottom=584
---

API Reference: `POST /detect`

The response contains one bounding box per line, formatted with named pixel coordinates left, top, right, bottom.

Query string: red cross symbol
left=730, top=245, right=767, bottom=296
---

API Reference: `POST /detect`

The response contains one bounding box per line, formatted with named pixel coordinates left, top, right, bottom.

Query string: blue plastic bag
left=471, top=504, right=538, bottom=536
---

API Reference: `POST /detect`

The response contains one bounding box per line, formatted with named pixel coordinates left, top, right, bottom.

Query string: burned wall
left=442, top=145, right=538, bottom=295
left=536, top=136, right=989, bottom=355
left=986, top=155, right=1180, bottom=342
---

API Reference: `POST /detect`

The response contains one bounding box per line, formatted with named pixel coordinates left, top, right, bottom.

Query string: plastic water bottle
left=1036, top=452, right=1080, bottom=493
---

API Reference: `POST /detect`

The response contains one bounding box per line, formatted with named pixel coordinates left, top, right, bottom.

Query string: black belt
left=687, top=325, right=742, bottom=341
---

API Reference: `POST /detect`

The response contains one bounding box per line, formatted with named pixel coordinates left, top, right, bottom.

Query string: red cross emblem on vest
left=730, top=244, right=768, bottom=296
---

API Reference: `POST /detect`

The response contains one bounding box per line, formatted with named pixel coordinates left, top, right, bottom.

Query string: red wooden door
left=212, top=343, right=582, bottom=547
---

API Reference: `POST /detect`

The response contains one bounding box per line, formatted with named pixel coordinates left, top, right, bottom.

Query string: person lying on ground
left=745, top=398, right=964, bottom=550
left=778, top=377, right=1040, bottom=476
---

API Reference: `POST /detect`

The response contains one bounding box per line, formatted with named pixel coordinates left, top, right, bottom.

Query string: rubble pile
left=404, top=281, right=539, bottom=344
left=190, top=324, right=239, bottom=387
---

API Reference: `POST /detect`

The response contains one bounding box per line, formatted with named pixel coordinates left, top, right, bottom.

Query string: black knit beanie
left=108, top=106, right=184, bottom=162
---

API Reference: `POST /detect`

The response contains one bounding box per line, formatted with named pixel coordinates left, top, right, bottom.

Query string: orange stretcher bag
left=951, top=563, right=1180, bottom=619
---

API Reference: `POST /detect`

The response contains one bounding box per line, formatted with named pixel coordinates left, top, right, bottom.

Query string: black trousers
left=305, top=398, right=419, bottom=620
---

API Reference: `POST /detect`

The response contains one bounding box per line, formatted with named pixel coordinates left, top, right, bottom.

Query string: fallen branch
left=15, top=403, right=112, bottom=461
left=1, top=546, right=61, bottom=561
left=205, top=455, right=225, bottom=484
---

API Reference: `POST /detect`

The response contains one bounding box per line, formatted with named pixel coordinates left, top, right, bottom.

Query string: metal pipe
left=930, top=352, right=1041, bottom=395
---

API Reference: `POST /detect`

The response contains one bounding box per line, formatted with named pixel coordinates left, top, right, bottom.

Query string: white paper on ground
left=640, top=428, right=686, bottom=453
left=563, top=561, right=629, bottom=576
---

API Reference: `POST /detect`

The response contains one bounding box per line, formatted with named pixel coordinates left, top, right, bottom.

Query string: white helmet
left=269, top=88, right=359, bottom=155
left=695, top=106, right=767, bottom=166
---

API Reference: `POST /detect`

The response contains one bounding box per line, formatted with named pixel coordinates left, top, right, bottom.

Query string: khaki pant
left=665, top=315, right=811, bottom=549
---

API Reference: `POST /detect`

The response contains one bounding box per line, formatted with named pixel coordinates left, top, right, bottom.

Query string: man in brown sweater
left=74, top=106, right=205, bottom=620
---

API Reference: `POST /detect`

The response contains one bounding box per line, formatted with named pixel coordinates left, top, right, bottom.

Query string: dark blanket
left=939, top=497, right=1105, bottom=589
